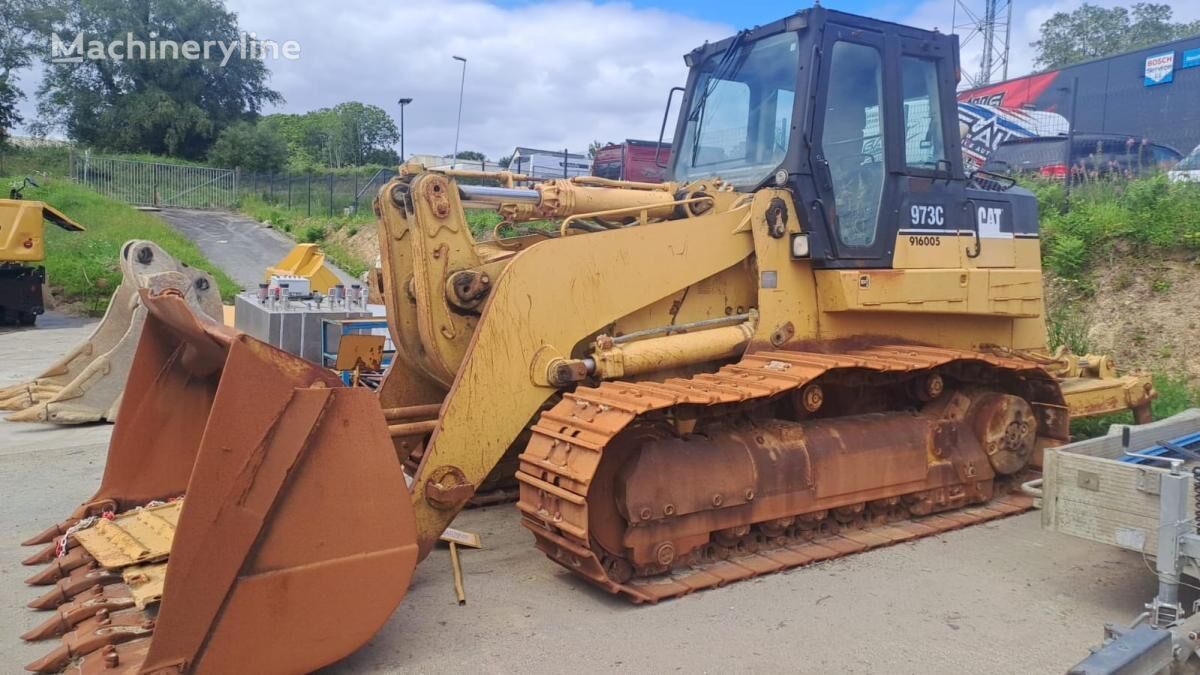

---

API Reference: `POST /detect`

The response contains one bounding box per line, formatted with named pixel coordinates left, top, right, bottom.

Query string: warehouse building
left=958, top=34, right=1200, bottom=156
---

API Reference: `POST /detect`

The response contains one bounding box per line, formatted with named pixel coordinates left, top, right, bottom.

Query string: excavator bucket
left=18, top=289, right=418, bottom=674
left=1, top=240, right=222, bottom=424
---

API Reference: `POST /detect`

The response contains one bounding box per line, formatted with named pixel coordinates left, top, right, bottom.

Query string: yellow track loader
left=15, top=7, right=1154, bottom=673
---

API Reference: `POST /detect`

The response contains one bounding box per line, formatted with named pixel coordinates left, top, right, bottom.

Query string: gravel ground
left=0, top=316, right=1168, bottom=674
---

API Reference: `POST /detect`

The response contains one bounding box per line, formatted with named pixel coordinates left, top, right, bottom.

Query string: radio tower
left=952, top=0, right=1013, bottom=88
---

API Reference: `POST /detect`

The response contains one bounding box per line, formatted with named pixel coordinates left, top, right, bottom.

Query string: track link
left=516, top=345, right=1060, bottom=603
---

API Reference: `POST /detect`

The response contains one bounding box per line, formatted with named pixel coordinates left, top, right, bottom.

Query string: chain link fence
left=71, top=152, right=237, bottom=209
left=237, top=168, right=397, bottom=216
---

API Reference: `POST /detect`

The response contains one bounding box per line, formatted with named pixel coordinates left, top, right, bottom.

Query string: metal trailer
left=1041, top=410, right=1200, bottom=673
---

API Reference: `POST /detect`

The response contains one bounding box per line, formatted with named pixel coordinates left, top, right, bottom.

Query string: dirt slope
left=1067, top=248, right=1200, bottom=382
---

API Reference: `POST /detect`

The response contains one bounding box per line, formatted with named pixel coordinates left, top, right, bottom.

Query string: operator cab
left=668, top=6, right=1038, bottom=270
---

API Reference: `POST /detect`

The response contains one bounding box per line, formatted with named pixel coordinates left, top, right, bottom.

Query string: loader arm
left=401, top=191, right=755, bottom=557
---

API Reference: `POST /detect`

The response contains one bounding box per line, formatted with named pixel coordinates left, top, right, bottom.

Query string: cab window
left=901, top=57, right=946, bottom=169
left=821, top=40, right=885, bottom=248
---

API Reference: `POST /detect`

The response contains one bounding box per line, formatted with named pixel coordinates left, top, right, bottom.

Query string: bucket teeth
left=7, top=404, right=51, bottom=423
left=64, top=638, right=151, bottom=675
left=20, top=614, right=70, bottom=642
left=24, top=645, right=70, bottom=673
left=25, top=608, right=155, bottom=673
left=28, top=567, right=121, bottom=610
left=25, top=548, right=94, bottom=586
left=22, top=541, right=63, bottom=566
left=23, top=521, right=71, bottom=547
left=21, top=585, right=135, bottom=641
left=0, top=381, right=59, bottom=411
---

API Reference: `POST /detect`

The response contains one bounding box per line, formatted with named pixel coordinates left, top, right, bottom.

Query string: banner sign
left=1145, top=52, right=1175, bottom=86
left=1183, top=48, right=1200, bottom=70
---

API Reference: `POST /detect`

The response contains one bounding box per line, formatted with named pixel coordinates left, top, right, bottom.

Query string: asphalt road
left=156, top=208, right=357, bottom=290
left=0, top=317, right=1171, bottom=674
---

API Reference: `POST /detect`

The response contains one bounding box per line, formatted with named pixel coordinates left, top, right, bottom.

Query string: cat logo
left=977, top=206, right=1005, bottom=237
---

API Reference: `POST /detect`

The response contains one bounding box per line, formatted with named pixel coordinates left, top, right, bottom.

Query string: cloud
left=221, top=0, right=730, bottom=160
left=13, top=0, right=1199, bottom=155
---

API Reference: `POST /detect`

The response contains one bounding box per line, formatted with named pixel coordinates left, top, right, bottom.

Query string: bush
left=300, top=224, right=327, bottom=243
left=1032, top=174, right=1200, bottom=280
left=208, top=122, right=288, bottom=172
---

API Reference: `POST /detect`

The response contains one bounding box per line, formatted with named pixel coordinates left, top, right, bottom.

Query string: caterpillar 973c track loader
left=16, top=7, right=1154, bottom=673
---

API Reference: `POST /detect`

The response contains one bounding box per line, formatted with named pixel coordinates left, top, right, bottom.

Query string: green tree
left=0, top=77, right=19, bottom=142
left=332, top=102, right=399, bottom=167
left=1032, top=3, right=1200, bottom=69
left=0, top=0, right=56, bottom=140
left=455, top=150, right=485, bottom=161
left=35, top=0, right=281, bottom=158
left=207, top=121, right=288, bottom=172
left=262, top=103, right=399, bottom=170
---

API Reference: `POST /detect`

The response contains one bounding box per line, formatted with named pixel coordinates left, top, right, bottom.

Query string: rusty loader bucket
left=17, top=289, right=418, bottom=674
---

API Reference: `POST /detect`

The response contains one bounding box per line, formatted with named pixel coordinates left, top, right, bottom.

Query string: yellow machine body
left=0, top=199, right=84, bottom=263
left=264, top=243, right=341, bottom=294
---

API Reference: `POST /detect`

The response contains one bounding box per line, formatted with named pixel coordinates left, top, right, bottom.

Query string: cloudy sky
left=12, top=0, right=1200, bottom=160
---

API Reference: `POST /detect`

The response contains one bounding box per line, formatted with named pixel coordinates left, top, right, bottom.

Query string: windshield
left=672, top=31, right=800, bottom=188
left=1177, top=144, right=1200, bottom=171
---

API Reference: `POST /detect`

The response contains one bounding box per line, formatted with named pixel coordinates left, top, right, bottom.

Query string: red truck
left=591, top=140, right=672, bottom=183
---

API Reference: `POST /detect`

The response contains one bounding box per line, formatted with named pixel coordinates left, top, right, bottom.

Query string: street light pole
left=452, top=55, right=467, bottom=169
left=397, top=97, right=412, bottom=162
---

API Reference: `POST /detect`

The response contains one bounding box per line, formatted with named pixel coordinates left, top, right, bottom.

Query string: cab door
left=809, top=25, right=893, bottom=264
left=891, top=36, right=970, bottom=270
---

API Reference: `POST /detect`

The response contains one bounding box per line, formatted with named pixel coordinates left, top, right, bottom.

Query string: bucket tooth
left=22, top=541, right=63, bottom=566
left=24, top=644, right=70, bottom=673
left=20, top=615, right=70, bottom=642
left=28, top=567, right=121, bottom=610
left=23, top=522, right=71, bottom=547
left=21, top=585, right=135, bottom=641
left=64, top=638, right=151, bottom=675
left=24, top=548, right=94, bottom=586
left=25, top=608, right=154, bottom=673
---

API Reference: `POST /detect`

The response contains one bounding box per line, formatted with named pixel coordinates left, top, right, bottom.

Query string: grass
left=0, top=144, right=73, bottom=178
left=5, top=175, right=239, bottom=314
left=1031, top=174, right=1200, bottom=281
